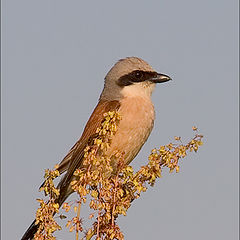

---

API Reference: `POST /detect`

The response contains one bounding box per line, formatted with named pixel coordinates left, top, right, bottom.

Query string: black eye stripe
left=118, top=70, right=157, bottom=87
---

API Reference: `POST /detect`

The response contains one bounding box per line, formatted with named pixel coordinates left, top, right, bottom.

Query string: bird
left=21, top=57, right=171, bottom=239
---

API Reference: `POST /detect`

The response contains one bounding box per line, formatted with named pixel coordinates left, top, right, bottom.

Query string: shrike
left=22, top=57, right=171, bottom=240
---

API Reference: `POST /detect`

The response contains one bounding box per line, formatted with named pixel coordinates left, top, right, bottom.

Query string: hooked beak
left=151, top=73, right=172, bottom=83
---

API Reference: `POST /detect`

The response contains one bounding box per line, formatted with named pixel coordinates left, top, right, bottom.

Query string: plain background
left=2, top=0, right=239, bottom=239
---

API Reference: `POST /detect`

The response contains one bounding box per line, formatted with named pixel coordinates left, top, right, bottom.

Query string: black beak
left=151, top=73, right=172, bottom=83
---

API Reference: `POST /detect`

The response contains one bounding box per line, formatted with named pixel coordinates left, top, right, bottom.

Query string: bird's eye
left=134, top=71, right=143, bottom=79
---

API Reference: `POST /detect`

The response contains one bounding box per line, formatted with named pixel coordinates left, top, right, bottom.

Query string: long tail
left=21, top=220, right=39, bottom=240
left=21, top=178, right=73, bottom=240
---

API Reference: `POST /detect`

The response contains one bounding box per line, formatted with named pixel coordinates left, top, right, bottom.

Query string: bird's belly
left=106, top=97, right=155, bottom=168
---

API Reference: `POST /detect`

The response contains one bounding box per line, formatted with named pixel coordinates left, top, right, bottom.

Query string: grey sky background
left=2, top=0, right=239, bottom=240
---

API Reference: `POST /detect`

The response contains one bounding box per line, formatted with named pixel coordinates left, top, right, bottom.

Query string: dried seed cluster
left=34, top=111, right=203, bottom=240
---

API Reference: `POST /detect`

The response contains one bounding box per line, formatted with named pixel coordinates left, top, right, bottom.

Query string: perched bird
left=21, top=57, right=171, bottom=239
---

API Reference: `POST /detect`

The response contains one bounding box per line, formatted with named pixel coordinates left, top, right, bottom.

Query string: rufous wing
left=57, top=100, right=121, bottom=189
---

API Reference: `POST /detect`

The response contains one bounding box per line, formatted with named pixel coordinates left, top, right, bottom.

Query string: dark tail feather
left=21, top=220, right=39, bottom=240
left=21, top=179, right=73, bottom=240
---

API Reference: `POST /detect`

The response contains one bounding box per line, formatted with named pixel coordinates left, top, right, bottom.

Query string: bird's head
left=100, top=57, right=171, bottom=101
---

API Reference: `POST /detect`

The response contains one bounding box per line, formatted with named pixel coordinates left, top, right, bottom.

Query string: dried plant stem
left=76, top=199, right=82, bottom=240
left=111, top=175, right=118, bottom=226
left=97, top=181, right=102, bottom=239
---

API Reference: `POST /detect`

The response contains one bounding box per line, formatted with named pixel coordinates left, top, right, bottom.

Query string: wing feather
left=58, top=100, right=121, bottom=190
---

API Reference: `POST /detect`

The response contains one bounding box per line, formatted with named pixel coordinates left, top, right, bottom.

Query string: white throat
left=120, top=82, right=156, bottom=99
